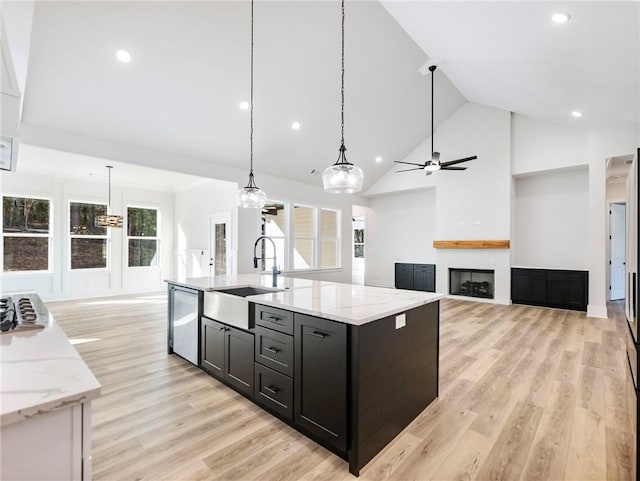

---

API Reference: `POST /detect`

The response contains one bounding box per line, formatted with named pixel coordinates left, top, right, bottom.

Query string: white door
left=210, top=212, right=233, bottom=277
left=610, top=203, right=626, bottom=300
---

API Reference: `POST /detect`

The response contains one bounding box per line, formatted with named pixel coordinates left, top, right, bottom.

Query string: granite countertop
left=165, top=275, right=444, bottom=326
left=0, top=303, right=101, bottom=427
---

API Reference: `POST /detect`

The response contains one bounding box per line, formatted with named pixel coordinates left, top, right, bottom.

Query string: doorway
left=352, top=215, right=365, bottom=285
left=210, top=212, right=233, bottom=277
left=610, top=202, right=626, bottom=300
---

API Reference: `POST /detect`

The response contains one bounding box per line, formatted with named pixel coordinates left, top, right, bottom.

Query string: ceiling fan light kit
left=322, top=0, right=364, bottom=194
left=95, top=165, right=123, bottom=228
left=238, top=0, right=267, bottom=209
left=395, top=64, right=477, bottom=176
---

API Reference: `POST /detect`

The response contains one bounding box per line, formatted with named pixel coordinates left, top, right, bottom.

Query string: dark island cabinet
left=395, top=263, right=436, bottom=292
left=201, top=317, right=225, bottom=378
left=294, top=313, right=347, bottom=453
left=201, top=316, right=254, bottom=397
left=511, top=268, right=588, bottom=311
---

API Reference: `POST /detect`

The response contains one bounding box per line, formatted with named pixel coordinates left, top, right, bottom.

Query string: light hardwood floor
left=48, top=294, right=635, bottom=481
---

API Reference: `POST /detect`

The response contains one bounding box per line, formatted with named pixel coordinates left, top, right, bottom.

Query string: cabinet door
left=395, top=263, right=414, bottom=290
left=425, top=264, right=436, bottom=292
left=530, top=270, right=547, bottom=305
left=511, top=269, right=546, bottom=305
left=294, top=314, right=347, bottom=452
left=563, top=272, right=587, bottom=310
left=225, top=327, right=254, bottom=396
left=413, top=265, right=428, bottom=291
left=201, top=317, right=225, bottom=380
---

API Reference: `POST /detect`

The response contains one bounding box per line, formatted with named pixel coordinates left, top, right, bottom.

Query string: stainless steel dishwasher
left=168, top=285, right=201, bottom=365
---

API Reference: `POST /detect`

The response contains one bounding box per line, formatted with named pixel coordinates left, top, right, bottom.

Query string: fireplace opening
left=449, top=268, right=495, bottom=299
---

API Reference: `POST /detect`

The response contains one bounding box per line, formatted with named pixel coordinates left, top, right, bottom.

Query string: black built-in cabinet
left=511, top=268, right=588, bottom=311
left=395, top=263, right=436, bottom=292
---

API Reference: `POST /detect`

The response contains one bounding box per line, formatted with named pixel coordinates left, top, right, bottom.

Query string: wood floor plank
left=46, top=294, right=634, bottom=480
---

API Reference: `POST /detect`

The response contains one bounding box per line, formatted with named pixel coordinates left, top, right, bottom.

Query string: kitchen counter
left=0, top=304, right=101, bottom=427
left=1, top=294, right=101, bottom=480
left=165, top=274, right=444, bottom=325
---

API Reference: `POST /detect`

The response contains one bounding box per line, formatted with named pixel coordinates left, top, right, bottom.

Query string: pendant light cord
left=431, top=65, right=434, bottom=157
left=250, top=0, right=254, bottom=176
left=340, top=0, right=345, bottom=145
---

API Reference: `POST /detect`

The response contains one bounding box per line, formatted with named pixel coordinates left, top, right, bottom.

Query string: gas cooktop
left=0, top=293, right=48, bottom=334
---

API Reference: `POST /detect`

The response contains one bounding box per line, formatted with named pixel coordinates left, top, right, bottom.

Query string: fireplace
left=449, top=268, right=495, bottom=299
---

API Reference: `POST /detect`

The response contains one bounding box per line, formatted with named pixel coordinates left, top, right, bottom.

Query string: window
left=320, top=209, right=339, bottom=267
left=293, top=205, right=314, bottom=269
left=127, top=207, right=159, bottom=267
left=261, top=201, right=286, bottom=271
left=2, top=196, right=52, bottom=272
left=70, top=202, right=108, bottom=269
left=259, top=201, right=341, bottom=271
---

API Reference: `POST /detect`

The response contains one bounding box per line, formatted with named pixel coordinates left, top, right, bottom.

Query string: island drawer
left=254, top=363, right=293, bottom=421
left=255, top=326, right=293, bottom=377
left=255, top=304, right=294, bottom=335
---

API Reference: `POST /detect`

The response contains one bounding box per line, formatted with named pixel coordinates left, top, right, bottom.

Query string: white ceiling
left=606, top=154, right=633, bottom=184
left=12, top=1, right=639, bottom=192
left=16, top=144, right=208, bottom=192
left=381, top=1, right=639, bottom=128
left=19, top=1, right=467, bottom=190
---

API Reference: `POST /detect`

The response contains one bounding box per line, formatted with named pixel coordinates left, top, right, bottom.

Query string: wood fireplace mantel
left=433, top=240, right=510, bottom=249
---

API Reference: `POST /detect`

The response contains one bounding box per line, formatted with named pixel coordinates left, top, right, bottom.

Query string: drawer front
left=255, top=326, right=293, bottom=377
left=255, top=304, right=294, bottom=335
left=254, top=363, right=293, bottom=420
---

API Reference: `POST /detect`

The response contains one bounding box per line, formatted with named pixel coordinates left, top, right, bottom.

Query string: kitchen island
left=165, top=275, right=443, bottom=476
left=0, top=294, right=101, bottom=481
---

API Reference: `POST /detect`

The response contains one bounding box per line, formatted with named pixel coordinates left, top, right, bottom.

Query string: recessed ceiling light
left=375, top=156, right=383, bottom=163
left=239, top=101, right=249, bottom=110
left=571, top=111, right=583, bottom=118
left=291, top=122, right=301, bottom=130
left=551, top=12, right=570, bottom=24
left=116, top=49, right=132, bottom=63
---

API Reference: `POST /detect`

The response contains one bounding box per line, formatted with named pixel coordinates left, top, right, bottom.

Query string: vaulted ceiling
left=18, top=1, right=466, bottom=190
left=9, top=1, right=640, bottom=191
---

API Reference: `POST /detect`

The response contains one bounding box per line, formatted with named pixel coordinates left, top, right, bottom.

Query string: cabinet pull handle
left=267, top=315, right=282, bottom=322
left=308, top=331, right=327, bottom=339
left=264, top=346, right=280, bottom=354
left=219, top=326, right=226, bottom=331
left=264, top=385, right=279, bottom=394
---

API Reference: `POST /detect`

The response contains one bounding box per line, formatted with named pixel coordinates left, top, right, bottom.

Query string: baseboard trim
left=587, top=304, right=608, bottom=318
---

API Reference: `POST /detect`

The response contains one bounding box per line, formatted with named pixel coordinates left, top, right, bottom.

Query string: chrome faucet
left=253, top=235, right=281, bottom=287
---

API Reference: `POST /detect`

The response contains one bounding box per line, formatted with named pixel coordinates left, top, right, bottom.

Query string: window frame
left=319, top=207, right=341, bottom=268
left=68, top=199, right=110, bottom=272
left=291, top=203, right=316, bottom=270
left=2, top=194, right=54, bottom=274
left=126, top=204, right=160, bottom=269
left=260, top=199, right=288, bottom=272
left=259, top=200, right=342, bottom=272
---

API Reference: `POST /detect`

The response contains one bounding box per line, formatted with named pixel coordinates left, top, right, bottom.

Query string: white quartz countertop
left=165, top=275, right=444, bottom=325
left=0, top=304, right=101, bottom=427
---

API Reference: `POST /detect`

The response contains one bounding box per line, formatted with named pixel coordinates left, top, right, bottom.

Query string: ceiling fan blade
left=440, top=166, right=467, bottom=171
left=440, top=155, right=477, bottom=167
left=395, top=167, right=425, bottom=173
left=394, top=160, right=426, bottom=167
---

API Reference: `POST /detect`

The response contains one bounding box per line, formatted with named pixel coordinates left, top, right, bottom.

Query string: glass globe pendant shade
left=238, top=173, right=267, bottom=208
left=322, top=163, right=364, bottom=194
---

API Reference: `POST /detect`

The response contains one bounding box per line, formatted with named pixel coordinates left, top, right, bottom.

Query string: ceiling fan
left=395, top=65, right=477, bottom=176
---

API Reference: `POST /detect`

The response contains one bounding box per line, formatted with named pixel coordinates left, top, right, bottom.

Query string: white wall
left=365, top=188, right=436, bottom=288
left=173, top=178, right=239, bottom=279
left=511, top=114, right=588, bottom=175
left=1, top=170, right=174, bottom=301
left=513, top=167, right=589, bottom=270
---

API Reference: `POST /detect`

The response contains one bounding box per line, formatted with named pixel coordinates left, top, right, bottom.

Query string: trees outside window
left=69, top=202, right=108, bottom=269
left=2, top=196, right=52, bottom=272
left=127, top=207, right=159, bottom=267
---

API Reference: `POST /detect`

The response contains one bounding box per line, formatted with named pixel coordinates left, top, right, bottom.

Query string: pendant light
left=322, top=0, right=364, bottom=194
left=95, top=165, right=123, bottom=228
left=238, top=0, right=267, bottom=209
